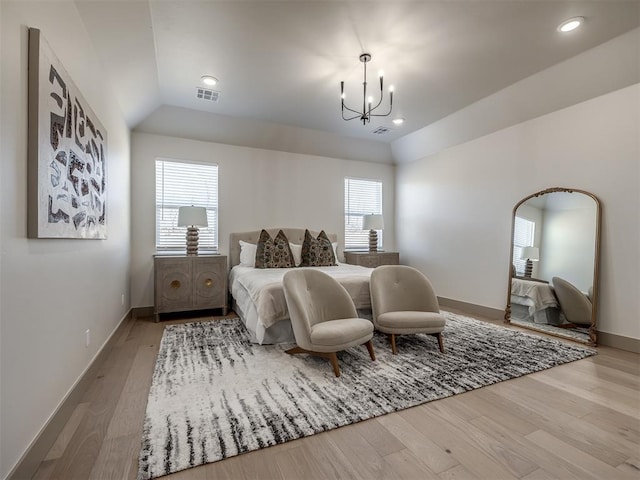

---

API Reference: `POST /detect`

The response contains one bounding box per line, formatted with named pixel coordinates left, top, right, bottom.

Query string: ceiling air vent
left=196, top=87, right=220, bottom=102
left=372, top=126, right=391, bottom=135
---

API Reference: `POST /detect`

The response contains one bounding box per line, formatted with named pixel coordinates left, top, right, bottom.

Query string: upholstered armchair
left=552, top=277, right=593, bottom=326
left=282, top=269, right=376, bottom=377
left=370, top=265, right=446, bottom=354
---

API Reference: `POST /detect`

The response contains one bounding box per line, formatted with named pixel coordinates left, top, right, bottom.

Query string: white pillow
left=239, top=240, right=257, bottom=267
left=289, top=243, right=302, bottom=266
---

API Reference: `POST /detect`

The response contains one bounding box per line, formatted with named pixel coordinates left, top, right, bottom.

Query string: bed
left=510, top=277, right=561, bottom=325
left=228, top=228, right=374, bottom=344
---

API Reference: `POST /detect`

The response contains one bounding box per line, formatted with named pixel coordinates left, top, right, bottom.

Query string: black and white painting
left=28, top=28, right=107, bottom=239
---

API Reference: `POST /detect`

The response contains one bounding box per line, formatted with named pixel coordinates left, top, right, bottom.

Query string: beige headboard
left=229, top=228, right=338, bottom=268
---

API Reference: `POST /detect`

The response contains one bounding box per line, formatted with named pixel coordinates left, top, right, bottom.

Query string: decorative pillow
left=255, top=230, right=295, bottom=269
left=300, top=230, right=337, bottom=267
left=239, top=240, right=257, bottom=267
left=289, top=243, right=303, bottom=266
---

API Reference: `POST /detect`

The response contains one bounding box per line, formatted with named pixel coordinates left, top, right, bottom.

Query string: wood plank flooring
left=32, top=309, right=640, bottom=480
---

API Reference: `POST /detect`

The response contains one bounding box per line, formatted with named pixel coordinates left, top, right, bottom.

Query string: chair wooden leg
left=436, top=332, right=445, bottom=353
left=364, top=340, right=376, bottom=361
left=329, top=352, right=341, bottom=377
left=389, top=334, right=397, bottom=355
left=285, top=346, right=306, bottom=355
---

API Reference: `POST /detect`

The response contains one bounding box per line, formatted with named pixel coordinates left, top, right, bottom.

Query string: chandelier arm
left=342, top=104, right=363, bottom=116
left=342, top=112, right=362, bottom=121
left=370, top=90, right=385, bottom=113
left=370, top=108, right=393, bottom=118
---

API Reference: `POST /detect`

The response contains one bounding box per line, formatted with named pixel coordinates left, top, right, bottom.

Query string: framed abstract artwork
left=28, top=27, right=107, bottom=239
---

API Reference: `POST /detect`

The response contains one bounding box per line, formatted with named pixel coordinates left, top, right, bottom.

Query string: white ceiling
left=76, top=1, right=640, bottom=143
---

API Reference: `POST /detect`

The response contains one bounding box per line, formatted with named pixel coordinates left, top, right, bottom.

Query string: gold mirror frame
left=505, top=187, right=601, bottom=346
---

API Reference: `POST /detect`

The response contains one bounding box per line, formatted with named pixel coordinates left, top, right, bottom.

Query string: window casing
left=512, top=216, right=535, bottom=275
left=155, top=159, right=218, bottom=252
left=344, top=177, right=383, bottom=250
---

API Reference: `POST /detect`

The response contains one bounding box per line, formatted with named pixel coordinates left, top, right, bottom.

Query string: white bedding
left=229, top=263, right=373, bottom=344
left=511, top=278, right=558, bottom=315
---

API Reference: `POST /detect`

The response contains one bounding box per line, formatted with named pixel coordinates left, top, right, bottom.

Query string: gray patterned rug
left=138, top=312, right=596, bottom=479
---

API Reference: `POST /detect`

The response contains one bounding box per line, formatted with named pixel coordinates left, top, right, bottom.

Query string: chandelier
left=340, top=53, right=394, bottom=125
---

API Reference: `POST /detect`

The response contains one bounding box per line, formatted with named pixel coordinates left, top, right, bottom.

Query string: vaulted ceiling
left=76, top=1, right=639, bottom=144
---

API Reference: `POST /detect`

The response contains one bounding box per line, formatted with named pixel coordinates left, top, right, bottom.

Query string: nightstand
left=343, top=251, right=399, bottom=268
left=154, top=254, right=228, bottom=322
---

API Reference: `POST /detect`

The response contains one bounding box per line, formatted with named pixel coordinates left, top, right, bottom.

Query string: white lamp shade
left=362, top=214, right=384, bottom=230
left=177, top=206, right=208, bottom=227
left=520, top=246, right=539, bottom=261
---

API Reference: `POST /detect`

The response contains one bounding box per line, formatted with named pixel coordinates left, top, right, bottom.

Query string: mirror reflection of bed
left=510, top=276, right=592, bottom=344
left=505, top=188, right=601, bottom=346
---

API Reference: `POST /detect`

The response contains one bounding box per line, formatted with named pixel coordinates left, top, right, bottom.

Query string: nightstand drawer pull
left=170, top=280, right=181, bottom=289
left=204, top=278, right=214, bottom=287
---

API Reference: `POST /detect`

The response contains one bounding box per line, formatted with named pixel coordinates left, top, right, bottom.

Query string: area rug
left=137, top=312, right=596, bottom=479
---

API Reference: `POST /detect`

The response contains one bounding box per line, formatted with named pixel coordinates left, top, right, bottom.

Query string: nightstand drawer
left=344, top=251, right=399, bottom=268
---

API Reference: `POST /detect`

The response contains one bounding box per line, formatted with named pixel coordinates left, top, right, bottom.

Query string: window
left=344, top=177, right=382, bottom=250
left=156, top=159, right=218, bottom=251
left=512, top=216, right=535, bottom=275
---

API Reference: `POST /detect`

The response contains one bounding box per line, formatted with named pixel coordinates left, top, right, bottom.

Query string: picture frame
left=28, top=27, right=107, bottom=239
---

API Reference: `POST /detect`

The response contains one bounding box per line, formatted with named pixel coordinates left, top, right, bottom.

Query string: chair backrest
left=283, top=269, right=358, bottom=349
left=552, top=276, right=592, bottom=326
left=370, top=265, right=440, bottom=321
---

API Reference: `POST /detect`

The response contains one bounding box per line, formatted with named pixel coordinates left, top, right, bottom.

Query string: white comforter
left=229, top=263, right=373, bottom=329
left=511, top=278, right=559, bottom=315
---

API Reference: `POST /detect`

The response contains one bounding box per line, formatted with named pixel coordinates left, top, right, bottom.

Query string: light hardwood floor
left=33, top=309, right=640, bottom=480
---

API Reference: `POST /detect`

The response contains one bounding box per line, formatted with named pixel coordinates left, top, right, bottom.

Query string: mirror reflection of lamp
left=520, top=246, right=539, bottom=278
left=177, top=206, right=208, bottom=255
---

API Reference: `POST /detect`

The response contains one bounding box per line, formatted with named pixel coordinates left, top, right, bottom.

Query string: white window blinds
left=156, top=159, right=218, bottom=251
left=344, top=177, right=383, bottom=250
left=512, top=216, right=535, bottom=275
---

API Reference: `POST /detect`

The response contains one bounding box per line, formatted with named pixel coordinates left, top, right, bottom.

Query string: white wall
left=0, top=3, right=131, bottom=478
left=396, top=84, right=639, bottom=340
left=131, top=132, right=395, bottom=308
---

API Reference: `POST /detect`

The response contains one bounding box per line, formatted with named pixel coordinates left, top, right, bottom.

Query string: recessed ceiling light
left=557, top=17, right=584, bottom=33
left=392, top=118, right=405, bottom=126
left=201, top=75, right=218, bottom=86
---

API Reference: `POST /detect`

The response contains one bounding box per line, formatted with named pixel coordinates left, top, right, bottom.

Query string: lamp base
left=524, top=259, right=533, bottom=277
left=185, top=226, right=199, bottom=255
left=368, top=229, right=378, bottom=253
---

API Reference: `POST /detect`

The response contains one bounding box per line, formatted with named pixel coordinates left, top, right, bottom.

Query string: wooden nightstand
left=344, top=251, right=399, bottom=268
left=154, top=254, right=228, bottom=322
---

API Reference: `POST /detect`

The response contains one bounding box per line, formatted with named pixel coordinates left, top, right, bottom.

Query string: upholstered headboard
left=229, top=228, right=338, bottom=268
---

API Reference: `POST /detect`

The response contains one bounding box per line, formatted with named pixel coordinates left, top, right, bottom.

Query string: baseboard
left=7, top=309, right=133, bottom=480
left=597, top=331, right=640, bottom=353
left=438, top=296, right=504, bottom=321
left=132, top=305, right=154, bottom=319
left=439, top=297, right=640, bottom=353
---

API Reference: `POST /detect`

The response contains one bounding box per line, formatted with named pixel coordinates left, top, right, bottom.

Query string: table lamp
left=520, top=246, right=539, bottom=278
left=362, top=214, right=384, bottom=253
left=177, top=206, right=208, bottom=255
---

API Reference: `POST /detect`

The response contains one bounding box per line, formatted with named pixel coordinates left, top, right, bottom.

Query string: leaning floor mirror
left=505, top=187, right=601, bottom=346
